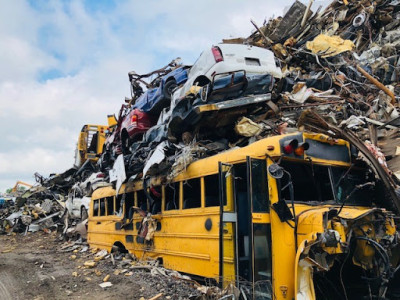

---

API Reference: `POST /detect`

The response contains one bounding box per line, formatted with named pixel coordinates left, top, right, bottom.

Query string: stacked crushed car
left=1, top=0, right=400, bottom=235
left=99, top=0, right=400, bottom=188
left=101, top=43, right=284, bottom=181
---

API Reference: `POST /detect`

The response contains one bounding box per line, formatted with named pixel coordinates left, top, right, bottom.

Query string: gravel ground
left=0, top=232, right=204, bottom=300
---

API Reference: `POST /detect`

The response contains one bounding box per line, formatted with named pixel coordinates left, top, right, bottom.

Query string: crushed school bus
left=88, top=131, right=400, bottom=299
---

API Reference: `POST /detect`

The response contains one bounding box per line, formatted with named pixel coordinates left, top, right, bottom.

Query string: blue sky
left=0, top=0, right=326, bottom=192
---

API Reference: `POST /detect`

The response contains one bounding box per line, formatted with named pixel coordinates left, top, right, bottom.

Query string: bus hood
left=294, top=207, right=400, bottom=300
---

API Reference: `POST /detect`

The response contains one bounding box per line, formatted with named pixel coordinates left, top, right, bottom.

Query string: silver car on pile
left=174, top=43, right=282, bottom=101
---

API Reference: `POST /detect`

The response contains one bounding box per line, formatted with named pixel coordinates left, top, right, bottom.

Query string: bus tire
left=112, top=242, right=128, bottom=254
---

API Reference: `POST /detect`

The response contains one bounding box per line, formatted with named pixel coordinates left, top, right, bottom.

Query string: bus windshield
left=279, top=160, right=376, bottom=206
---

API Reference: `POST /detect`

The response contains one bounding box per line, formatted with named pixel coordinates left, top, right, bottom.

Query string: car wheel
left=163, top=80, right=177, bottom=100
left=81, top=207, right=88, bottom=221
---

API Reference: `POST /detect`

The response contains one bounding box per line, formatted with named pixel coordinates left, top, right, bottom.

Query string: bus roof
left=174, top=131, right=350, bottom=181
left=92, top=131, right=351, bottom=195
left=92, top=186, right=116, bottom=199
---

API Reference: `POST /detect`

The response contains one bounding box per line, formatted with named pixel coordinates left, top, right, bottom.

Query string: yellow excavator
left=74, top=124, right=107, bottom=167
left=11, top=181, right=33, bottom=195
left=73, top=115, right=118, bottom=168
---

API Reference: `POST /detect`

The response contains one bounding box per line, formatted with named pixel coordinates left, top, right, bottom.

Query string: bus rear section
left=88, top=132, right=400, bottom=299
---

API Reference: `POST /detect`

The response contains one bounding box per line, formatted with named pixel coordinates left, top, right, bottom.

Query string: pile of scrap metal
left=34, top=168, right=77, bottom=195
left=95, top=0, right=399, bottom=193
left=229, top=0, right=400, bottom=176
left=1, top=1, right=399, bottom=297
left=0, top=162, right=111, bottom=235
left=8, top=0, right=400, bottom=240
left=0, top=185, right=64, bottom=234
left=99, top=43, right=284, bottom=182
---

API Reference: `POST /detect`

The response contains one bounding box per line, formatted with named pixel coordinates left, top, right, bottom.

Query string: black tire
left=163, top=80, right=177, bottom=100
left=81, top=207, right=88, bottom=221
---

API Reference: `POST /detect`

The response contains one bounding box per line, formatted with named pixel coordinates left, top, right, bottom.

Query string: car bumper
left=186, top=93, right=272, bottom=124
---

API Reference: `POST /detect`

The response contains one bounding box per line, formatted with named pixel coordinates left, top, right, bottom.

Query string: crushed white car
left=65, top=185, right=90, bottom=220
left=79, top=172, right=111, bottom=196
left=174, top=43, right=282, bottom=102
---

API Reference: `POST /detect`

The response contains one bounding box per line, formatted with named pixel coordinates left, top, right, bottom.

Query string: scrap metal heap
left=0, top=184, right=65, bottom=234
left=237, top=0, right=400, bottom=177
left=106, top=0, right=400, bottom=186
left=0, top=166, right=92, bottom=234
left=1, top=0, right=400, bottom=297
left=1, top=0, right=399, bottom=235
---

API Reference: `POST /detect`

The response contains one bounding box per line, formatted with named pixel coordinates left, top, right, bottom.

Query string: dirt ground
left=0, top=232, right=201, bottom=300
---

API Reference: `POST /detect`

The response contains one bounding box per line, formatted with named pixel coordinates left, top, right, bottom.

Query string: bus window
left=150, top=186, right=162, bottom=215
left=183, top=178, right=201, bottom=209
left=165, top=182, right=179, bottom=211
left=250, top=159, right=269, bottom=212
left=99, top=198, right=106, bottom=216
left=330, top=166, right=375, bottom=206
left=93, top=199, right=99, bottom=217
left=116, top=194, right=123, bottom=216
left=234, top=163, right=251, bottom=280
left=253, top=223, right=272, bottom=281
left=279, top=160, right=333, bottom=202
left=124, top=192, right=135, bottom=219
left=106, top=196, right=114, bottom=215
left=137, top=190, right=148, bottom=211
left=204, top=174, right=219, bottom=207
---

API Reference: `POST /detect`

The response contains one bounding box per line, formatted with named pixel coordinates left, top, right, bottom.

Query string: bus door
left=218, top=162, right=238, bottom=287
left=246, top=157, right=272, bottom=299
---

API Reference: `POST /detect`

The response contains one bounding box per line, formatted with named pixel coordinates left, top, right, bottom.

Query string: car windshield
left=279, top=160, right=376, bottom=206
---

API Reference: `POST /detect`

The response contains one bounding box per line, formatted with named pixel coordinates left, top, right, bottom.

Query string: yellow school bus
left=88, top=131, right=400, bottom=299
left=74, top=124, right=107, bottom=167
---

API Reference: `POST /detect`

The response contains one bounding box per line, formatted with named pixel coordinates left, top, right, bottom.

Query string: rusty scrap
left=356, top=65, right=396, bottom=105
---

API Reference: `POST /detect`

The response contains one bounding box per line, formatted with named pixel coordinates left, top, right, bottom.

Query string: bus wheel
left=112, top=242, right=128, bottom=254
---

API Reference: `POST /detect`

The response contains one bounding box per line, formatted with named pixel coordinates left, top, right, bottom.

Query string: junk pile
left=0, top=164, right=104, bottom=235
left=59, top=239, right=248, bottom=299
left=98, top=0, right=399, bottom=198
left=238, top=0, right=400, bottom=177
left=3, top=0, right=400, bottom=234
left=0, top=185, right=65, bottom=234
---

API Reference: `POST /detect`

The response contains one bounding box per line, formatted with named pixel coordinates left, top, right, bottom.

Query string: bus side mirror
left=268, top=164, right=284, bottom=179
left=269, top=163, right=294, bottom=222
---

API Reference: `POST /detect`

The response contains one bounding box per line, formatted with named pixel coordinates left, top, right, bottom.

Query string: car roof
left=216, top=43, right=282, bottom=78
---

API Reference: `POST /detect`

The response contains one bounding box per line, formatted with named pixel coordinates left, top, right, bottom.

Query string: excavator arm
left=11, top=181, right=33, bottom=193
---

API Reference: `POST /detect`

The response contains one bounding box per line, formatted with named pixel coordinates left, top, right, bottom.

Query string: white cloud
left=0, top=148, right=72, bottom=176
left=0, top=147, right=74, bottom=191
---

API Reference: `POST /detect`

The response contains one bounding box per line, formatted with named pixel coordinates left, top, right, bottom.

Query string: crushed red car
left=104, top=105, right=155, bottom=156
